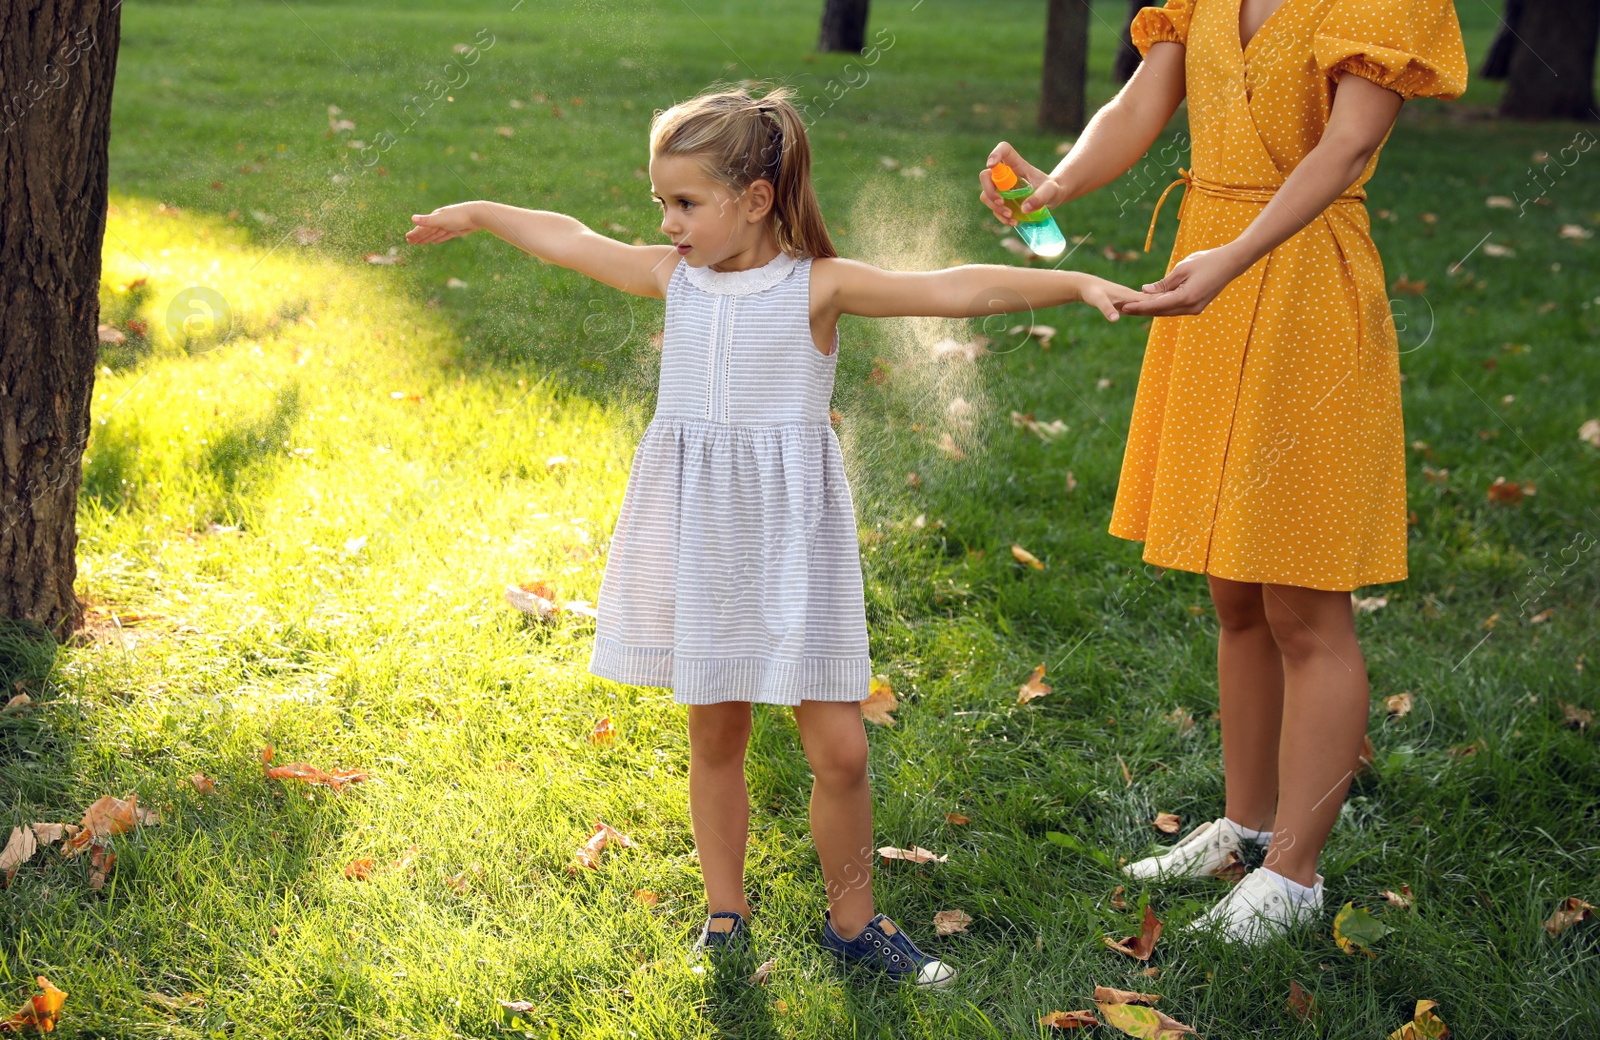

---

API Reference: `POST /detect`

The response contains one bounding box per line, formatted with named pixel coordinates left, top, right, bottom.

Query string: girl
left=409, top=85, right=1140, bottom=984
left=979, top=0, right=1466, bottom=943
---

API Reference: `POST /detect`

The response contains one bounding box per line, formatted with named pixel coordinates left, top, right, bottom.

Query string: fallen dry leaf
left=861, top=675, right=899, bottom=726
left=504, top=584, right=561, bottom=621
left=1017, top=664, right=1052, bottom=705
left=1210, top=850, right=1247, bottom=884
left=1012, top=544, right=1045, bottom=570
left=945, top=812, right=970, bottom=826
left=933, top=909, right=972, bottom=935
left=64, top=794, right=160, bottom=857
left=1385, top=692, right=1414, bottom=717
left=1353, top=595, right=1388, bottom=614
left=1543, top=896, right=1594, bottom=937
left=1110, top=885, right=1128, bottom=910
left=1, top=976, right=67, bottom=1034
left=571, top=821, right=635, bottom=871
left=1287, top=980, right=1318, bottom=1021
left=590, top=716, right=617, bottom=745
left=261, top=747, right=369, bottom=792
left=1386, top=999, right=1449, bottom=1040
left=1558, top=701, right=1592, bottom=730
left=1094, top=986, right=1161, bottom=1005
left=1095, top=999, right=1198, bottom=1038
left=344, top=858, right=376, bottom=880
left=937, top=432, right=966, bottom=459
left=1153, top=813, right=1181, bottom=835
left=1392, top=276, right=1427, bottom=295
left=1355, top=734, right=1377, bottom=776
left=1, top=693, right=30, bottom=715
left=1380, top=884, right=1415, bottom=911
left=634, top=889, right=658, bottom=908
left=190, top=774, right=215, bottom=795
left=1041, top=1010, right=1100, bottom=1029
left=878, top=845, right=948, bottom=864
left=1165, top=706, right=1194, bottom=736
left=1580, top=419, right=1600, bottom=448
left=1, top=828, right=38, bottom=886
left=1103, top=906, right=1163, bottom=961
left=87, top=843, right=116, bottom=891
left=743, top=959, right=776, bottom=987
left=1486, top=476, right=1536, bottom=505
left=1529, top=608, right=1555, bottom=624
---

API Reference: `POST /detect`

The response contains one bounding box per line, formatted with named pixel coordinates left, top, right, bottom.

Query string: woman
left=979, top=0, right=1466, bottom=942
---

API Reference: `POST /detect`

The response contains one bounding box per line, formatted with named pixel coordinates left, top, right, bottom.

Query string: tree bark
left=1040, top=0, right=1092, bottom=133
left=818, top=0, right=871, bottom=54
left=1114, top=0, right=1146, bottom=84
left=0, top=0, right=122, bottom=638
left=1500, top=0, right=1600, bottom=120
left=1480, top=0, right=1524, bottom=80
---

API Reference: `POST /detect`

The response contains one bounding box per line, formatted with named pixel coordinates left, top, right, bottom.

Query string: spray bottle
left=986, top=162, right=1066, bottom=258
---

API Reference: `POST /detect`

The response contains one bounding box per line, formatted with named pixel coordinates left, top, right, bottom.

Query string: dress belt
left=1143, top=167, right=1366, bottom=253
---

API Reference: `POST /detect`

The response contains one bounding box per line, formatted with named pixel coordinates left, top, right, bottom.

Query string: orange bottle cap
left=990, top=162, right=1018, bottom=191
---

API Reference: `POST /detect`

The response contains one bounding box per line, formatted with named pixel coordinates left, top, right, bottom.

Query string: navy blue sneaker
left=691, top=911, right=749, bottom=962
left=820, top=911, right=956, bottom=987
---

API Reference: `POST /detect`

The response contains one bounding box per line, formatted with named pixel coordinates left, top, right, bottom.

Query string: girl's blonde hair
left=649, top=84, right=838, bottom=260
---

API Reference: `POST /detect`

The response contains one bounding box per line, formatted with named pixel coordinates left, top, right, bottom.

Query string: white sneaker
left=1122, top=817, right=1245, bottom=881
left=1190, top=868, right=1324, bottom=945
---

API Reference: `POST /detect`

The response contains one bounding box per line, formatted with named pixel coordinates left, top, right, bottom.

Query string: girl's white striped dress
left=587, top=250, right=872, bottom=706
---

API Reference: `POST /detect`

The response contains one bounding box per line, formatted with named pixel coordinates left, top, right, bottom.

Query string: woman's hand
left=1077, top=274, right=1146, bottom=322
left=406, top=202, right=481, bottom=244
left=979, top=142, right=1068, bottom=225
left=1117, top=245, right=1252, bottom=317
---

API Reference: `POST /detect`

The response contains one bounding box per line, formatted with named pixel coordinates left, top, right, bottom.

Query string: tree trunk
left=817, top=0, right=871, bottom=53
left=0, top=0, right=122, bottom=638
left=1500, top=0, right=1600, bottom=120
left=1114, top=0, right=1146, bottom=84
left=1479, top=0, right=1523, bottom=80
left=1040, top=0, right=1092, bottom=133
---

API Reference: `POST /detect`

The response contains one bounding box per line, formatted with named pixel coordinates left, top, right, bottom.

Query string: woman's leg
left=687, top=702, right=754, bottom=919
left=793, top=699, right=875, bottom=939
left=1209, top=575, right=1284, bottom=832
left=1259, top=583, right=1370, bottom=886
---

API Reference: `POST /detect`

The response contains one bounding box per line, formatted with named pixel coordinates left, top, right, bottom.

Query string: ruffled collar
left=681, top=249, right=800, bottom=296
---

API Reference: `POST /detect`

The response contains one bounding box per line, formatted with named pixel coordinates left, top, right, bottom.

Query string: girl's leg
left=792, top=699, right=875, bottom=939
left=1259, top=583, right=1369, bottom=886
left=687, top=702, right=755, bottom=919
left=1209, top=576, right=1284, bottom=832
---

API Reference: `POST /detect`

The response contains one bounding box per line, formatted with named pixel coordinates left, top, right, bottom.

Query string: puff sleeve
left=1313, top=0, right=1468, bottom=100
left=1131, top=0, right=1194, bottom=57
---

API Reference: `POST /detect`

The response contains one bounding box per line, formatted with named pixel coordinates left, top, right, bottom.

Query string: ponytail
left=650, top=84, right=838, bottom=260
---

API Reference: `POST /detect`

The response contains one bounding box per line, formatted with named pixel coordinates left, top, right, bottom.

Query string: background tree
left=1113, top=0, right=1146, bottom=84
left=818, top=0, right=871, bottom=53
left=1479, top=0, right=1523, bottom=80
left=1040, top=0, right=1092, bottom=132
left=0, top=0, right=123, bottom=637
left=1499, top=0, right=1599, bottom=120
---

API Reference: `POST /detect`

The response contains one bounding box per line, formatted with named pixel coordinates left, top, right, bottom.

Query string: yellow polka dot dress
left=1108, top=0, right=1467, bottom=591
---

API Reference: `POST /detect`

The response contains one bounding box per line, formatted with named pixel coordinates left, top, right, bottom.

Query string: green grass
left=3, top=1, right=1598, bottom=1037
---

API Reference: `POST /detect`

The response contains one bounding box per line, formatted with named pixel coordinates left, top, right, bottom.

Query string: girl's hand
left=978, top=142, right=1067, bottom=225
left=1117, top=246, right=1251, bottom=317
left=1078, top=274, right=1144, bottom=322
left=406, top=202, right=481, bottom=245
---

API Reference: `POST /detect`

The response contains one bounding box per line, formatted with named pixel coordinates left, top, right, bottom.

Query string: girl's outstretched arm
left=407, top=201, right=678, bottom=299
left=979, top=40, right=1187, bottom=222
left=815, top=258, right=1143, bottom=323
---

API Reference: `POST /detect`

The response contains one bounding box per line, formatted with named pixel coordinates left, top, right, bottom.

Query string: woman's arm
left=979, top=40, right=1188, bottom=223
left=407, top=201, right=678, bottom=299
left=1119, top=74, right=1403, bottom=316
left=815, top=257, right=1142, bottom=322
